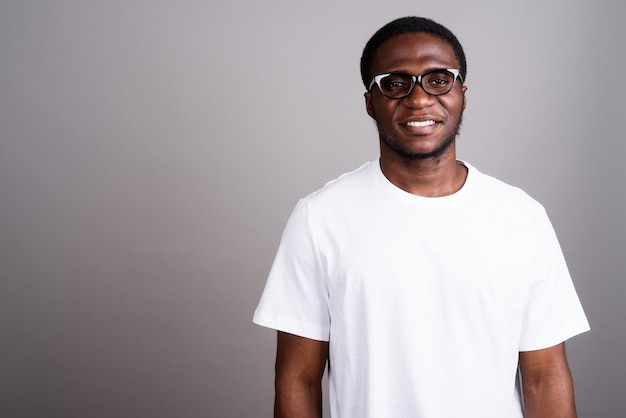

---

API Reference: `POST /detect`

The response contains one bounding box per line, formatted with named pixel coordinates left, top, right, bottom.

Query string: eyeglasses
left=368, top=68, right=463, bottom=99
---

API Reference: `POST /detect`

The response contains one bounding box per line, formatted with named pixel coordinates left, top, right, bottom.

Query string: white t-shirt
left=254, top=160, right=589, bottom=418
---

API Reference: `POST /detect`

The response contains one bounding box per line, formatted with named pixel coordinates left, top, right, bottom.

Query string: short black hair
left=360, top=16, right=467, bottom=88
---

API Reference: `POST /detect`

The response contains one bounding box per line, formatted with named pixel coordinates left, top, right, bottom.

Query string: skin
left=519, top=343, right=578, bottom=417
left=274, top=332, right=328, bottom=418
left=274, top=31, right=578, bottom=417
left=364, top=32, right=468, bottom=198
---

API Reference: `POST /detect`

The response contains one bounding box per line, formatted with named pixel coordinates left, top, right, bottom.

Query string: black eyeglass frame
left=368, top=68, right=463, bottom=99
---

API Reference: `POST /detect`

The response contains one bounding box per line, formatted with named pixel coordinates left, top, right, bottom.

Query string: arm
left=519, top=342, right=577, bottom=418
left=274, top=331, right=329, bottom=418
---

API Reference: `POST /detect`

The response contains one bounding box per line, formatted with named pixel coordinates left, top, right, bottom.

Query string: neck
left=379, top=143, right=467, bottom=197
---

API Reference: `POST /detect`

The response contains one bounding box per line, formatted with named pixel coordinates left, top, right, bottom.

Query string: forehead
left=371, top=32, right=459, bottom=74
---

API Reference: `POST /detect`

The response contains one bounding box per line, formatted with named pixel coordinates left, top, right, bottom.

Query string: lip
left=405, top=120, right=436, bottom=128
left=399, top=115, right=441, bottom=134
left=400, top=114, right=441, bottom=123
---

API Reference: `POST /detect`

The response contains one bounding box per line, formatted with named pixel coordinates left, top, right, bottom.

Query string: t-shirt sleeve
left=253, top=199, right=330, bottom=341
left=518, top=208, right=590, bottom=351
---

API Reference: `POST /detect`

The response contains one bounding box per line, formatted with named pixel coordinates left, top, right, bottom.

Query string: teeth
left=406, top=120, right=435, bottom=127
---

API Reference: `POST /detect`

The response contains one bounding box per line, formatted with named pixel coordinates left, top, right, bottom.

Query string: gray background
left=1, top=0, right=623, bottom=417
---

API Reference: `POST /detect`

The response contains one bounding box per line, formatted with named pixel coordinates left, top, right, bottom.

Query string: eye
left=423, top=71, right=454, bottom=91
left=381, top=75, right=411, bottom=92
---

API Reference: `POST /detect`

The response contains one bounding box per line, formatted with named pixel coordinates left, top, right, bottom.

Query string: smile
left=405, top=120, right=436, bottom=128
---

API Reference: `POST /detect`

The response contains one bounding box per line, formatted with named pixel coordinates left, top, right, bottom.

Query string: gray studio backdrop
left=1, top=1, right=623, bottom=417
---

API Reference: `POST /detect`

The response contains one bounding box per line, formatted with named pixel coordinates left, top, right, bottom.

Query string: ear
left=364, top=91, right=376, bottom=119
left=461, top=85, right=468, bottom=110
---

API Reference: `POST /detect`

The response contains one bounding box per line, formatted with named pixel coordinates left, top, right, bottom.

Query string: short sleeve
left=253, top=199, right=330, bottom=341
left=518, top=209, right=590, bottom=351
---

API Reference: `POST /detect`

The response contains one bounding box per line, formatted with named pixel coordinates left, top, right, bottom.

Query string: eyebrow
left=383, top=68, right=452, bottom=77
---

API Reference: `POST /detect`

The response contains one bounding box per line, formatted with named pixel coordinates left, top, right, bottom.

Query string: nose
left=403, top=82, right=436, bottom=108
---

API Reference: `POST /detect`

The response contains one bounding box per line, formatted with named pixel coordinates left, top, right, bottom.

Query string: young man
left=254, top=16, right=589, bottom=417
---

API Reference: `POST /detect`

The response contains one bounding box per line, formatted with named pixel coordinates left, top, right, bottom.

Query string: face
left=365, top=32, right=467, bottom=160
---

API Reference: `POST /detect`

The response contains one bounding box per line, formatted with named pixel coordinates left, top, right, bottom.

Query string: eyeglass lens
left=379, top=70, right=456, bottom=98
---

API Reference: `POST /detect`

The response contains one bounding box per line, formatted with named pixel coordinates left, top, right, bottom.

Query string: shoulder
left=283, top=161, right=379, bottom=231
left=302, top=160, right=377, bottom=206
left=463, top=163, right=552, bottom=233
left=466, top=162, right=545, bottom=212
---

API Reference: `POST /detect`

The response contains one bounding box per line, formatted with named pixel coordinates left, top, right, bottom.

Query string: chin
left=382, top=134, right=456, bottom=161
left=376, top=113, right=463, bottom=161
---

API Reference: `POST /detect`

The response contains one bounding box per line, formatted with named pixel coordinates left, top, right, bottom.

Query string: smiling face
left=365, top=32, right=467, bottom=161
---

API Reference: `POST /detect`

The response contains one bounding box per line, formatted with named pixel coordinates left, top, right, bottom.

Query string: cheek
left=371, top=101, right=397, bottom=123
left=441, top=96, right=465, bottom=115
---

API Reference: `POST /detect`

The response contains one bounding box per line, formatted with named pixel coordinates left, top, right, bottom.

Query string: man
left=253, top=16, right=589, bottom=417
